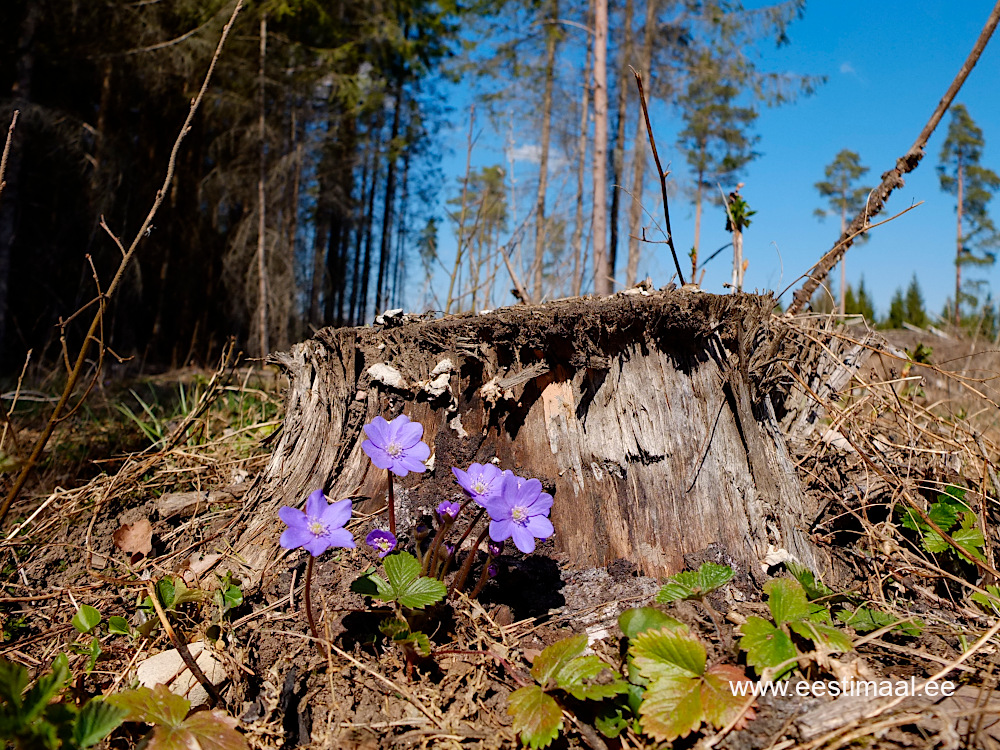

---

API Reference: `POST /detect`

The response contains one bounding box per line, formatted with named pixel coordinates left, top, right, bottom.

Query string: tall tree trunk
left=625, top=0, right=657, bottom=287
left=392, top=144, right=412, bottom=310
left=608, top=0, right=633, bottom=289
left=376, top=82, right=404, bottom=314
left=0, top=2, right=40, bottom=359
left=255, top=15, right=269, bottom=357
left=591, top=0, right=611, bottom=296
left=358, top=118, right=383, bottom=325
left=571, top=0, right=594, bottom=297
left=532, top=0, right=559, bottom=302
left=349, top=130, right=373, bottom=326
left=955, top=156, right=964, bottom=327
left=692, top=169, right=704, bottom=279
left=838, top=203, right=846, bottom=315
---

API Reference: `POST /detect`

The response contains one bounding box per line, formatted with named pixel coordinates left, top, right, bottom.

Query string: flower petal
left=325, top=527, right=356, bottom=549
left=303, top=537, right=332, bottom=556
left=305, top=489, right=327, bottom=518
left=408, top=441, right=431, bottom=462
left=278, top=506, right=306, bottom=527
left=489, top=518, right=514, bottom=543
left=321, top=497, right=352, bottom=529
left=510, top=525, right=537, bottom=554
left=363, top=440, right=394, bottom=470
left=280, top=526, right=312, bottom=550
left=452, top=466, right=471, bottom=493
left=395, top=420, right=424, bottom=448
left=363, top=417, right=390, bottom=445
left=526, top=515, right=554, bottom=540
left=524, top=491, right=554, bottom=515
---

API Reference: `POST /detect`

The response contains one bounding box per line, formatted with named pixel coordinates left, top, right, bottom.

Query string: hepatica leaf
left=72, top=605, right=102, bottom=634
left=508, top=685, right=562, bottom=750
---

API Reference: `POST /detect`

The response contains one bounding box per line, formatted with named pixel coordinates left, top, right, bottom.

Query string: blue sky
left=430, top=1, right=1000, bottom=319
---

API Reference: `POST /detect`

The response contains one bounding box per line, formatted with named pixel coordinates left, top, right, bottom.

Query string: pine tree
left=814, top=149, right=870, bottom=314
left=886, top=289, right=906, bottom=329
left=904, top=275, right=927, bottom=328
left=938, top=103, right=1000, bottom=326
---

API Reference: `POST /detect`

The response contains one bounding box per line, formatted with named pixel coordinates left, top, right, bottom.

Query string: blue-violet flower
left=362, top=415, right=430, bottom=476
left=365, top=529, right=397, bottom=558
left=279, top=489, right=355, bottom=557
left=452, top=462, right=503, bottom=507
left=437, top=500, right=461, bottom=521
left=487, top=473, right=554, bottom=554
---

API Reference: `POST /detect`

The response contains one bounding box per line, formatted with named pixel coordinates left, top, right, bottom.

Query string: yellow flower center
left=385, top=440, right=403, bottom=458
left=511, top=506, right=528, bottom=524
left=308, top=519, right=328, bottom=536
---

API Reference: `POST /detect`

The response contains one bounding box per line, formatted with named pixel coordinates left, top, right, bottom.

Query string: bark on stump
left=234, top=290, right=821, bottom=583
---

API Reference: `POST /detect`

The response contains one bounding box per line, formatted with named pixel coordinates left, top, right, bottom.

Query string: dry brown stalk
left=0, top=111, right=18, bottom=201
left=788, top=0, right=1000, bottom=315
left=0, top=0, right=245, bottom=528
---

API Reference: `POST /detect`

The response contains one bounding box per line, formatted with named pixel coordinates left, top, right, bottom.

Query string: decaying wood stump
left=233, top=289, right=823, bottom=582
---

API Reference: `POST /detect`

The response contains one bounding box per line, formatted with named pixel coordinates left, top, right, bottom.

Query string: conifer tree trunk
left=625, top=0, right=656, bottom=287
left=608, top=0, right=633, bottom=287
left=839, top=203, right=847, bottom=315
left=255, top=16, right=269, bottom=357
left=955, top=156, right=964, bottom=327
left=376, top=83, right=403, bottom=316
left=571, top=0, right=594, bottom=297
left=532, top=0, right=559, bottom=301
left=591, top=0, right=611, bottom=296
left=692, top=166, right=705, bottom=278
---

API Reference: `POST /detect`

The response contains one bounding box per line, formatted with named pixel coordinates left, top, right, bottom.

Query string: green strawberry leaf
left=618, top=607, right=684, bottom=640
left=785, top=561, right=834, bottom=600
left=972, top=585, right=1000, bottom=614
left=764, top=579, right=812, bottom=625
left=593, top=701, right=629, bottom=739
left=376, top=552, right=447, bottom=609
left=530, top=633, right=588, bottom=686
left=631, top=627, right=705, bottom=681
left=788, top=621, right=853, bottom=653
left=23, top=654, right=70, bottom=723
left=0, top=658, right=28, bottom=707
left=836, top=607, right=923, bottom=636
left=74, top=699, right=127, bottom=748
left=739, top=616, right=796, bottom=679
left=508, top=685, right=561, bottom=750
left=553, top=654, right=627, bottom=701
left=637, top=670, right=704, bottom=742
left=108, top=684, right=189, bottom=727
left=702, top=664, right=755, bottom=728
left=72, top=605, right=102, bottom=634
left=109, top=685, right=247, bottom=750
left=656, top=562, right=734, bottom=603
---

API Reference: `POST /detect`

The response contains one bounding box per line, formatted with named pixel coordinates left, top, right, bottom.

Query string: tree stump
left=233, top=290, right=822, bottom=583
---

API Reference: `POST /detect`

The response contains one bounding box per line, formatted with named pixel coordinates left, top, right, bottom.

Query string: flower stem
left=468, top=553, right=495, bottom=599
left=422, top=520, right=449, bottom=577
left=442, top=507, right=485, bottom=577
left=449, top=526, right=490, bottom=597
left=387, top=469, right=396, bottom=537
left=303, top=556, right=325, bottom=656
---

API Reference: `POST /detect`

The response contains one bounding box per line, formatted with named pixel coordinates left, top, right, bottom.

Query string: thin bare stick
left=0, top=110, right=18, bottom=201
left=630, top=67, right=685, bottom=285
left=788, top=1, right=1000, bottom=314
left=0, top=0, right=244, bottom=528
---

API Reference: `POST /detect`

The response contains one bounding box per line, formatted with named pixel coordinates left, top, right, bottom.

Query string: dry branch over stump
left=232, top=289, right=821, bottom=582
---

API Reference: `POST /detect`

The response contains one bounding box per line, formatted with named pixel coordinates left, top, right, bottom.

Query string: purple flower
left=279, top=490, right=355, bottom=557
left=362, top=415, right=430, bottom=476
left=487, top=540, right=504, bottom=557
left=452, top=463, right=503, bottom=507
left=366, top=529, right=397, bottom=558
left=487, top=473, right=554, bottom=554
left=437, top=500, right=461, bottom=521
left=488, top=563, right=498, bottom=579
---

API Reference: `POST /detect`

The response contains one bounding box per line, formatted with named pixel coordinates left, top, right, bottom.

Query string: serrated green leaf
left=656, top=563, right=732, bottom=602
left=702, top=665, right=754, bottom=728
left=922, top=530, right=949, bottom=553
left=164, top=707, right=248, bottom=750
left=593, top=702, right=628, bottom=738
left=927, top=501, right=961, bottom=532
left=631, top=627, right=705, bottom=680
left=0, top=658, right=28, bottom=707
left=531, top=633, right=588, bottom=686
left=764, top=578, right=811, bottom=625
left=72, top=605, right=102, bottom=634
left=899, top=507, right=924, bottom=532
left=23, top=654, right=70, bottom=723
left=618, top=607, right=683, bottom=640
left=972, top=586, right=1000, bottom=614
left=836, top=607, right=922, bottom=637
left=637, top=670, right=704, bottom=742
left=74, top=699, right=127, bottom=748
left=508, top=685, right=561, bottom=749
left=554, top=654, right=627, bottom=701
left=785, top=561, right=834, bottom=600
left=108, top=684, right=189, bottom=727
left=379, top=618, right=409, bottom=639
left=397, top=576, right=447, bottom=610
left=403, top=631, right=432, bottom=657
left=953, top=516, right=985, bottom=562
left=739, top=616, right=796, bottom=679
left=788, top=621, right=853, bottom=653
left=350, top=572, right=384, bottom=598
left=108, top=616, right=132, bottom=637
left=384, top=551, right=421, bottom=591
